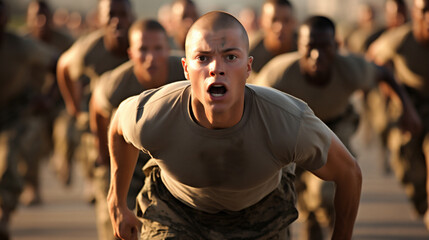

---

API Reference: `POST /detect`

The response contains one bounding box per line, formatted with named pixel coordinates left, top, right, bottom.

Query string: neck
left=190, top=94, right=245, bottom=130
left=413, top=27, right=429, bottom=48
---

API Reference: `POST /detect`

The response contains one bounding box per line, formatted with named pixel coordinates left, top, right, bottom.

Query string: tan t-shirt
left=0, top=31, right=56, bottom=108
left=115, top=81, right=332, bottom=213
left=253, top=51, right=377, bottom=121
left=93, top=56, right=185, bottom=115
left=64, top=29, right=129, bottom=91
left=370, top=23, right=429, bottom=97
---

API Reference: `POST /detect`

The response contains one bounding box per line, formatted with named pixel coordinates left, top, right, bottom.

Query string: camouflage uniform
left=0, top=30, right=56, bottom=236
left=60, top=29, right=128, bottom=240
left=370, top=23, right=429, bottom=216
left=254, top=51, right=377, bottom=239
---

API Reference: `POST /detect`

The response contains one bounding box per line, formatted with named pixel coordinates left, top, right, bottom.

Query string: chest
left=142, top=119, right=283, bottom=190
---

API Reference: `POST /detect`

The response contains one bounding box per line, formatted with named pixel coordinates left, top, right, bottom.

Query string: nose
left=272, top=21, right=284, bottom=34
left=109, top=16, right=119, bottom=27
left=310, top=49, right=320, bottom=60
left=209, top=58, right=225, bottom=77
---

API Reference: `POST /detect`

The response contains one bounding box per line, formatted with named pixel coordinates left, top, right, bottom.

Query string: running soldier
left=254, top=15, right=421, bottom=239
left=56, top=0, right=134, bottom=239
left=107, top=11, right=362, bottom=240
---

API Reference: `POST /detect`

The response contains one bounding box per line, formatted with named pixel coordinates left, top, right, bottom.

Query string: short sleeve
left=64, top=35, right=93, bottom=82
left=115, top=95, right=144, bottom=150
left=92, top=71, right=115, bottom=116
left=294, top=107, right=332, bottom=170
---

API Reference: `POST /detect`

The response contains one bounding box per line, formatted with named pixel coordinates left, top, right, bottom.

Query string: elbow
left=351, top=159, right=363, bottom=192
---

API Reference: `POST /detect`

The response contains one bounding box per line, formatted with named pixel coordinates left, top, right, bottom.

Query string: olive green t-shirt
left=65, top=29, right=129, bottom=91
left=93, top=56, right=185, bottom=115
left=254, top=51, right=377, bottom=121
left=0, top=31, right=56, bottom=108
left=115, top=81, right=332, bottom=213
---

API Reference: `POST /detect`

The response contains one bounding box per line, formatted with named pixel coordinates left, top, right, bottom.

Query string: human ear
left=181, top=58, right=189, bottom=80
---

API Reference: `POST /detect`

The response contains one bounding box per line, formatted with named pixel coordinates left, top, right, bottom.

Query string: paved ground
left=8, top=126, right=429, bottom=240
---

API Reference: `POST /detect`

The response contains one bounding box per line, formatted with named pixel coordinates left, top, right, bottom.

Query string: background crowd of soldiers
left=0, top=0, right=428, bottom=239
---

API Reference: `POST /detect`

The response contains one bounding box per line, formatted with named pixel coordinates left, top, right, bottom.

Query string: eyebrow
left=195, top=47, right=243, bottom=54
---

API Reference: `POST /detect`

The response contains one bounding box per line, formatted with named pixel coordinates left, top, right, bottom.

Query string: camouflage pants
left=136, top=164, right=297, bottom=240
left=295, top=105, right=359, bottom=240
left=0, top=121, right=26, bottom=212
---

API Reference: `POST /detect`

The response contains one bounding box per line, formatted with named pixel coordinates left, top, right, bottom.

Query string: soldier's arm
left=56, top=51, right=82, bottom=117
left=89, top=94, right=112, bottom=166
left=374, top=65, right=422, bottom=135
left=311, top=133, right=362, bottom=240
left=107, top=106, right=141, bottom=240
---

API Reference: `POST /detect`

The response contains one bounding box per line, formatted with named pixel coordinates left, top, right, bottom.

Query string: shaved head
left=185, top=11, right=249, bottom=54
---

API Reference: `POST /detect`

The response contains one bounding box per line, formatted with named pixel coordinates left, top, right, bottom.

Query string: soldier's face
left=261, top=3, right=296, bottom=54
left=182, top=27, right=252, bottom=115
left=129, top=30, right=170, bottom=82
left=99, top=0, right=134, bottom=46
left=413, top=0, right=429, bottom=41
left=27, top=3, right=51, bottom=35
left=298, top=25, right=337, bottom=78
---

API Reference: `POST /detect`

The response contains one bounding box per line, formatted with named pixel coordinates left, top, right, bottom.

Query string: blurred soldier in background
left=367, top=0, right=429, bottom=229
left=0, top=0, right=58, bottom=238
left=17, top=0, right=75, bottom=206
left=56, top=0, right=134, bottom=239
left=355, top=0, right=410, bottom=176
left=168, top=0, right=199, bottom=53
left=237, top=7, right=260, bottom=43
left=345, top=3, right=381, bottom=55
left=89, top=18, right=185, bottom=238
left=254, top=15, right=421, bottom=239
left=248, top=0, right=297, bottom=82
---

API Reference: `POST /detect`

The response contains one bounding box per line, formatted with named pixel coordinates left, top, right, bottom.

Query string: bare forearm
left=107, top=117, right=139, bottom=207
left=311, top=135, right=363, bottom=239
left=57, top=56, right=81, bottom=117
left=331, top=161, right=362, bottom=240
left=90, top=98, right=112, bottom=166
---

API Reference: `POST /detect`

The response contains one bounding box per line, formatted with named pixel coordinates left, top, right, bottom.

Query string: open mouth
left=208, top=84, right=227, bottom=97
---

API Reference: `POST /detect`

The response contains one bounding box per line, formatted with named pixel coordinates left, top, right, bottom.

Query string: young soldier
left=367, top=0, right=429, bottom=229
left=247, top=0, right=297, bottom=82
left=88, top=19, right=185, bottom=237
left=107, top=11, right=362, bottom=240
left=56, top=0, right=134, bottom=239
left=253, top=15, right=421, bottom=239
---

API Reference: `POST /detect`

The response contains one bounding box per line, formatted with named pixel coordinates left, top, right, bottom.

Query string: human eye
left=226, top=54, right=237, bottom=61
left=196, top=55, right=208, bottom=62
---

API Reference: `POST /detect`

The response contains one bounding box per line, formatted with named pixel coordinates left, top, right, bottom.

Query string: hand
left=109, top=204, right=142, bottom=240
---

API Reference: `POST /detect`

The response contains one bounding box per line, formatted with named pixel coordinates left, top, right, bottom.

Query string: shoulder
left=335, top=53, right=376, bottom=74
left=252, top=52, right=300, bottom=87
left=369, top=24, right=412, bottom=62
left=375, top=24, right=411, bottom=49
left=136, top=80, right=190, bottom=108
left=66, top=29, right=104, bottom=55
left=99, top=61, right=134, bottom=88
left=246, top=84, right=310, bottom=119
left=263, top=51, right=301, bottom=71
left=109, top=60, right=135, bottom=80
